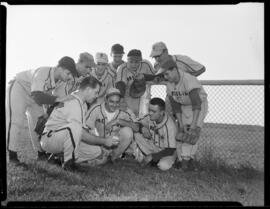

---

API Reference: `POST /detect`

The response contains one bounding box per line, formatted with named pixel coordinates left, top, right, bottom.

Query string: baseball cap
left=111, top=44, right=125, bottom=54
left=79, top=52, right=96, bottom=68
left=150, top=42, right=167, bottom=57
left=58, top=56, right=78, bottom=77
left=127, top=49, right=142, bottom=62
left=95, top=52, right=109, bottom=64
left=106, top=87, right=122, bottom=98
left=157, top=58, right=177, bottom=74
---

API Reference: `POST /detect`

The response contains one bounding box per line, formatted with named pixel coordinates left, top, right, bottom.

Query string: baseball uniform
left=40, top=92, right=107, bottom=165
left=166, top=69, right=208, bottom=160
left=91, top=69, right=114, bottom=104
left=86, top=102, right=136, bottom=160
left=6, top=67, right=64, bottom=153
left=134, top=113, right=177, bottom=170
left=108, top=61, right=125, bottom=81
left=116, top=59, right=155, bottom=117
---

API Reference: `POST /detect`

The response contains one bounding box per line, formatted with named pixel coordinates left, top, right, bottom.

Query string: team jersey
left=44, top=93, right=88, bottom=131
left=91, top=69, right=114, bottom=101
left=154, top=54, right=205, bottom=76
left=14, top=67, right=63, bottom=95
left=166, top=69, right=207, bottom=105
left=138, top=113, right=177, bottom=149
left=86, top=102, right=137, bottom=137
left=116, top=59, right=155, bottom=97
left=108, top=61, right=125, bottom=80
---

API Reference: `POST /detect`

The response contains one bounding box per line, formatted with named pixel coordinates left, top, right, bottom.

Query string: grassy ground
left=4, top=122, right=264, bottom=205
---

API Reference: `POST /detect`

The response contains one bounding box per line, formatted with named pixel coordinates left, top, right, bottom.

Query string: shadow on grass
left=198, top=146, right=263, bottom=180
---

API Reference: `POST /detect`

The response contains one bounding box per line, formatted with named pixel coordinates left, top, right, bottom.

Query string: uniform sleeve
left=175, top=55, right=205, bottom=75
left=166, top=119, right=177, bottom=148
left=189, top=88, right=202, bottom=110
left=31, top=69, right=49, bottom=92
left=121, top=108, right=137, bottom=122
left=85, top=105, right=99, bottom=130
left=142, top=60, right=155, bottom=75
left=184, top=73, right=202, bottom=93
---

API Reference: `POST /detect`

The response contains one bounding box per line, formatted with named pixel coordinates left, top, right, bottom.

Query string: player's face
left=127, top=59, right=140, bottom=72
left=61, top=69, right=73, bottom=82
left=77, top=62, right=93, bottom=77
left=148, top=104, right=163, bottom=121
left=85, top=85, right=100, bottom=104
left=105, top=94, right=121, bottom=112
left=153, top=51, right=167, bottom=64
left=96, top=62, right=107, bottom=76
left=163, top=68, right=178, bottom=83
left=112, top=53, right=123, bottom=64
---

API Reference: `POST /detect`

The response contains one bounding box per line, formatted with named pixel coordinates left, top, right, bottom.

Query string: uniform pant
left=134, top=133, right=176, bottom=170
left=6, top=80, right=44, bottom=153
left=176, top=100, right=208, bottom=160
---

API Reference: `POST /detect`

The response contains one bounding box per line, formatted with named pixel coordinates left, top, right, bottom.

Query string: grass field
left=4, top=122, right=264, bottom=206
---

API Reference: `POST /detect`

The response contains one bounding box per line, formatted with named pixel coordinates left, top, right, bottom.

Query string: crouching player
left=40, top=76, right=119, bottom=171
left=85, top=87, right=138, bottom=164
left=133, top=98, right=177, bottom=171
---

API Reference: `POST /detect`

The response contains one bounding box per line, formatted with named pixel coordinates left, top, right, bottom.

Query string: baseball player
left=85, top=87, right=138, bottom=163
left=53, top=52, right=97, bottom=98
left=108, top=44, right=125, bottom=80
left=150, top=41, right=206, bottom=116
left=115, top=49, right=155, bottom=117
left=91, top=52, right=114, bottom=105
left=6, top=56, right=78, bottom=165
left=158, top=58, right=208, bottom=171
left=40, top=76, right=120, bottom=170
left=130, top=97, right=177, bottom=171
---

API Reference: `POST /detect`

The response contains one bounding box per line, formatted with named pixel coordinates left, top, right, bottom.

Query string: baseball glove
left=177, top=126, right=201, bottom=145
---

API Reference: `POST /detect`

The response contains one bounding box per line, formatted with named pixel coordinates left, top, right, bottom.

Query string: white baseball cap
left=95, top=52, right=109, bottom=64
left=150, top=42, right=167, bottom=57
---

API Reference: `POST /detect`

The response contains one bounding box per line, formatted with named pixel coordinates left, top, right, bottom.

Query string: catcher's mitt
left=176, top=126, right=201, bottom=145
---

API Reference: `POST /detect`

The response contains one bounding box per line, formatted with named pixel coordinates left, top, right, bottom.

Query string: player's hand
left=104, top=136, right=120, bottom=148
left=135, top=73, right=144, bottom=80
left=142, top=127, right=152, bottom=139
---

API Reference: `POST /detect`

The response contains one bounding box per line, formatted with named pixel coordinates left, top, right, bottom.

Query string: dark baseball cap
left=157, top=58, right=177, bottom=74
left=111, top=44, right=125, bottom=54
left=58, top=56, right=78, bottom=77
left=127, top=49, right=142, bottom=62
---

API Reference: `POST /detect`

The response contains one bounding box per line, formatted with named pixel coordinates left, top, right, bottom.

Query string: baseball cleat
left=140, top=154, right=153, bottom=167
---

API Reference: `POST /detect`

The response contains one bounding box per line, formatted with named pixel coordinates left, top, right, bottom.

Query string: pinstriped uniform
left=116, top=59, right=155, bottom=117
left=134, top=113, right=177, bottom=169
left=91, top=69, right=114, bottom=104
left=6, top=67, right=63, bottom=153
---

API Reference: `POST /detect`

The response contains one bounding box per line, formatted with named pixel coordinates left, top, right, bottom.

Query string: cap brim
left=106, top=92, right=122, bottom=98
left=150, top=50, right=162, bottom=57
left=156, top=67, right=166, bottom=75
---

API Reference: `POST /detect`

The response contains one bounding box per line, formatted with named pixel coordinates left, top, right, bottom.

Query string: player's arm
left=189, top=88, right=202, bottom=129
left=168, top=95, right=184, bottom=131
left=81, top=128, right=118, bottom=148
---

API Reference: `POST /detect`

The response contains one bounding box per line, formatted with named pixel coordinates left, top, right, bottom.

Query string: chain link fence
left=151, top=80, right=264, bottom=171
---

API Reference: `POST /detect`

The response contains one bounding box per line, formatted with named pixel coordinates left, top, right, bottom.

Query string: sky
left=4, top=3, right=264, bottom=82
left=3, top=3, right=264, bottom=126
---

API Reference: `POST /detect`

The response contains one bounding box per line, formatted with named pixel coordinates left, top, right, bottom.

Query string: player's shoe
left=140, top=154, right=153, bottom=167
left=188, top=159, right=199, bottom=171
left=37, top=151, right=48, bottom=161
left=8, top=150, right=20, bottom=164
left=62, top=159, right=77, bottom=171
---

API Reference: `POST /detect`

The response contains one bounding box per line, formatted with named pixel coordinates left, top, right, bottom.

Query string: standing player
left=158, top=58, right=208, bottom=171
left=115, top=49, right=155, bottom=117
left=6, top=56, right=78, bottom=164
left=131, top=98, right=177, bottom=171
left=91, top=52, right=114, bottom=104
left=108, top=44, right=125, bottom=80
left=85, top=87, right=137, bottom=163
left=53, top=52, right=96, bottom=98
left=149, top=41, right=206, bottom=115
left=40, top=76, right=120, bottom=170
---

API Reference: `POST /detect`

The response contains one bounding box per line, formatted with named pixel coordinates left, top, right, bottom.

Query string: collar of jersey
left=93, top=68, right=108, bottom=82
left=153, top=113, right=169, bottom=129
